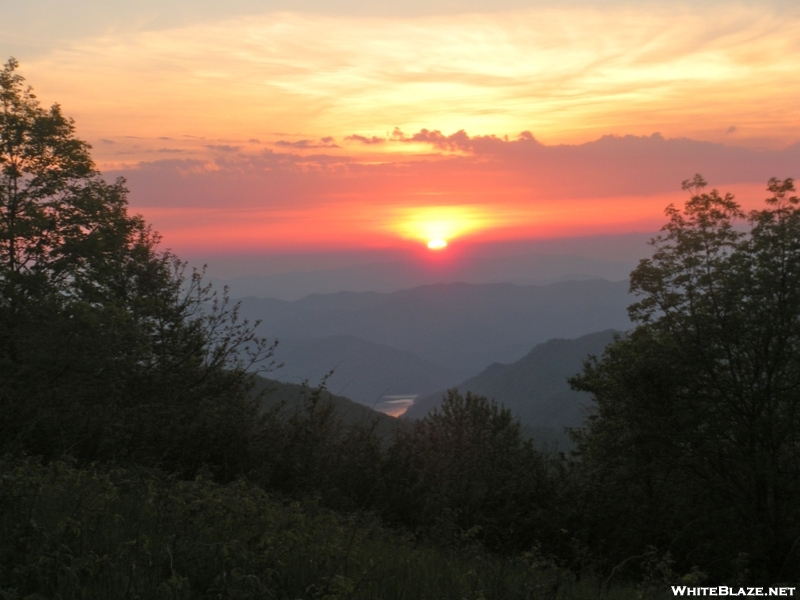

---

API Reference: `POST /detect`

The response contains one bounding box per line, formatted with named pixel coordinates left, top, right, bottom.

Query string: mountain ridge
left=212, top=252, right=635, bottom=300
left=404, top=329, right=622, bottom=445
left=238, top=279, right=633, bottom=375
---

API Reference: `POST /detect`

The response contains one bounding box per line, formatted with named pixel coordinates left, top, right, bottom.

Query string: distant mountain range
left=214, top=253, right=634, bottom=301
left=236, top=280, right=631, bottom=378
left=405, top=330, right=621, bottom=446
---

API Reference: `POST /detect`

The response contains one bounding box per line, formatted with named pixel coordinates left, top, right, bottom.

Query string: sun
left=393, top=205, right=497, bottom=249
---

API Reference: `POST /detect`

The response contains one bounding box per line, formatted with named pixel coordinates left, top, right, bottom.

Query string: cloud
left=345, top=134, right=386, bottom=145
left=726, top=126, right=737, bottom=134
left=109, top=131, right=800, bottom=253
left=116, top=131, right=800, bottom=213
left=413, top=129, right=469, bottom=150
left=275, top=139, right=341, bottom=149
left=373, top=129, right=800, bottom=196
left=388, top=128, right=541, bottom=152
left=205, top=144, right=241, bottom=153
left=24, top=6, right=800, bottom=152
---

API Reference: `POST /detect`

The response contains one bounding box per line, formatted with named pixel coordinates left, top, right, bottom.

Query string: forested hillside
left=2, top=59, right=799, bottom=598
left=407, top=329, right=620, bottom=445
left=253, top=376, right=403, bottom=440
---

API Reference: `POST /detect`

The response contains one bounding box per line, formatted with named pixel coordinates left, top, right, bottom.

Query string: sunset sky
left=3, top=0, right=799, bottom=273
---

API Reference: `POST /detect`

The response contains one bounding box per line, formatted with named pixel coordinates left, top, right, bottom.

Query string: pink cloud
left=110, top=131, right=800, bottom=252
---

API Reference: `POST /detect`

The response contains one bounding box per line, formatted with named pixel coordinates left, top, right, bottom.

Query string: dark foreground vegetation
left=1, top=58, right=798, bottom=597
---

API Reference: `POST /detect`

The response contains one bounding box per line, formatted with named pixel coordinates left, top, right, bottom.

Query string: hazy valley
left=234, top=275, right=632, bottom=444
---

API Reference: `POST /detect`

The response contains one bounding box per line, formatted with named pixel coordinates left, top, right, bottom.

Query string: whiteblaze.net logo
left=672, top=587, right=796, bottom=597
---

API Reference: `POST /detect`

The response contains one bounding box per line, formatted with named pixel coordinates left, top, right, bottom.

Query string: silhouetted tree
left=384, top=390, right=554, bottom=552
left=571, top=176, right=800, bottom=582
left=0, top=58, right=274, bottom=478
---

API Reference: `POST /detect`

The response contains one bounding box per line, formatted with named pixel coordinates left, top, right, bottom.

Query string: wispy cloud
left=23, top=4, right=800, bottom=163
left=205, top=144, right=241, bottom=153
left=275, top=138, right=340, bottom=149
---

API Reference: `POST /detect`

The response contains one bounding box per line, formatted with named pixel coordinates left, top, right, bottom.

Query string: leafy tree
left=384, top=390, right=554, bottom=552
left=0, top=58, right=274, bottom=478
left=571, top=176, right=800, bottom=582
left=250, top=382, right=386, bottom=511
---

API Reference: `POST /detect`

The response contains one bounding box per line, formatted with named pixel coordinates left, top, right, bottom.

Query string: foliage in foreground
left=0, top=457, right=663, bottom=600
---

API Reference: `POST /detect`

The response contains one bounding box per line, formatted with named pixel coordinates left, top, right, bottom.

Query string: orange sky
left=5, top=2, right=800, bottom=255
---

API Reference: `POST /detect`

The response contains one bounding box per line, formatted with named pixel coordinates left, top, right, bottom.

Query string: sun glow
left=394, top=205, right=498, bottom=247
